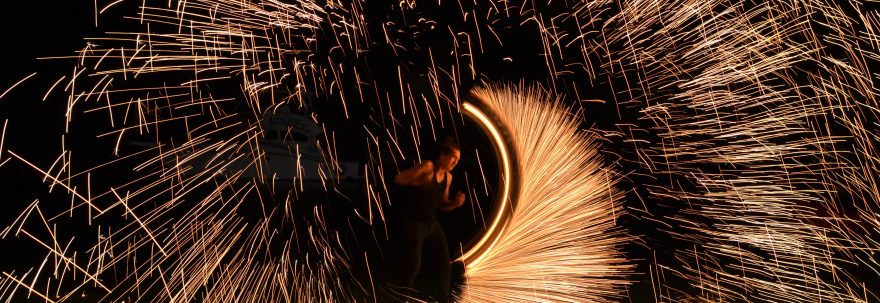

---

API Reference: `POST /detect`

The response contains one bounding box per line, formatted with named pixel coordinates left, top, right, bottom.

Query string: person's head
left=435, top=137, right=461, bottom=171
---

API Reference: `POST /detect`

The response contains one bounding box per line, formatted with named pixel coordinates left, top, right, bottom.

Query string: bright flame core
left=457, top=101, right=512, bottom=268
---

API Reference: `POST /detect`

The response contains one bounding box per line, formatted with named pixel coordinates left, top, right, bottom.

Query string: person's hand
left=452, top=191, right=466, bottom=207
left=441, top=192, right=467, bottom=212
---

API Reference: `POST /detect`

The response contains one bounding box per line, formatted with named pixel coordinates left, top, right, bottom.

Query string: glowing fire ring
left=457, top=97, right=519, bottom=268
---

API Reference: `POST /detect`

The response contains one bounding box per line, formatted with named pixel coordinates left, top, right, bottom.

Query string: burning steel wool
left=0, top=0, right=879, bottom=302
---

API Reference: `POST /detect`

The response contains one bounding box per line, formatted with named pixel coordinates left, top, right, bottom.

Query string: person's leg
left=422, top=222, right=452, bottom=302
left=389, top=221, right=429, bottom=288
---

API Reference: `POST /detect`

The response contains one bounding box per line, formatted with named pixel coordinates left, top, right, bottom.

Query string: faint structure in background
left=0, top=0, right=879, bottom=302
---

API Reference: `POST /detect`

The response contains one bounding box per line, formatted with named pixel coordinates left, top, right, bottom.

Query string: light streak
left=457, top=101, right=513, bottom=267
left=0, top=72, right=37, bottom=101
left=1, top=272, right=57, bottom=303
left=0, top=119, right=6, bottom=163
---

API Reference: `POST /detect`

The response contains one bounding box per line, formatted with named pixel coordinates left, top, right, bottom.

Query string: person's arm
left=394, top=161, right=432, bottom=186
left=439, top=172, right=466, bottom=212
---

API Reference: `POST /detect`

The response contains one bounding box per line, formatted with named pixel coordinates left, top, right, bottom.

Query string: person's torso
left=396, top=171, right=446, bottom=222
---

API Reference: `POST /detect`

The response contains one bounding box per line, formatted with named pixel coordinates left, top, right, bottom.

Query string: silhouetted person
left=388, top=137, right=466, bottom=302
